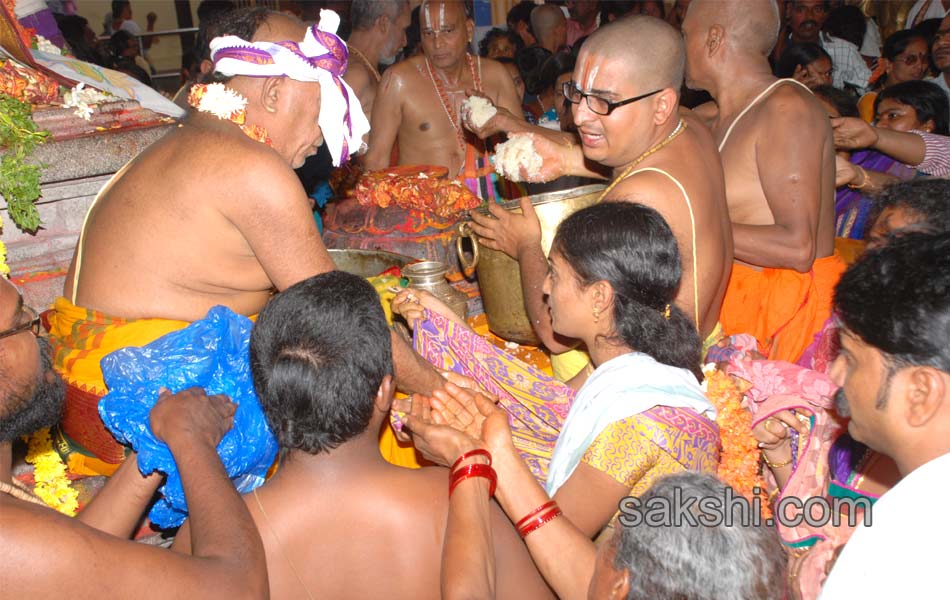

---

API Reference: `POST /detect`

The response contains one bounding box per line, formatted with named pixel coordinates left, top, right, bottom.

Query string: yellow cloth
left=552, top=323, right=726, bottom=382
left=48, top=297, right=191, bottom=475
left=583, top=414, right=702, bottom=498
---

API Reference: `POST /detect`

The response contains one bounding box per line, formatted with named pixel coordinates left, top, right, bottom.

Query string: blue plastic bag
left=99, top=306, right=278, bottom=528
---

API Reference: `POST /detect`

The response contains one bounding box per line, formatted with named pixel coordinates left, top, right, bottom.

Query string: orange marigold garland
left=704, top=366, right=772, bottom=519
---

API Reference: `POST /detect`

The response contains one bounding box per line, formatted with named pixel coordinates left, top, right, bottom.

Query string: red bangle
left=451, top=448, right=492, bottom=472
left=518, top=506, right=562, bottom=538
left=449, top=464, right=497, bottom=497
left=515, top=500, right=557, bottom=529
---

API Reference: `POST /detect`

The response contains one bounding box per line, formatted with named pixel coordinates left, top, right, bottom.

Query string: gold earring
left=592, top=307, right=600, bottom=322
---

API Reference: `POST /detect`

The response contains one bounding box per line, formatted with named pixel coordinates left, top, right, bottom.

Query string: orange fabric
left=857, top=92, right=877, bottom=123
left=719, top=253, right=847, bottom=363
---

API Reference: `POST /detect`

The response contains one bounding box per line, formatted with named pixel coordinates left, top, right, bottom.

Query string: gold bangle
left=847, top=164, right=870, bottom=190
left=762, top=451, right=793, bottom=469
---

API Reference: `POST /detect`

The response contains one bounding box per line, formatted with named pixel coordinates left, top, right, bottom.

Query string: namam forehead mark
left=575, top=50, right=629, bottom=98
left=422, top=0, right=462, bottom=33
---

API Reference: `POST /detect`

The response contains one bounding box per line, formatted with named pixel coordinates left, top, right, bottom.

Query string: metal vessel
left=456, top=184, right=605, bottom=344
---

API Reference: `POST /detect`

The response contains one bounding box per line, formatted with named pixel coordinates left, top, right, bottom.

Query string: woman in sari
left=392, top=202, right=719, bottom=544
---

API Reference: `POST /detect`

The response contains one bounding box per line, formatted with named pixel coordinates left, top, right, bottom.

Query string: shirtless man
left=365, top=0, right=524, bottom=196
left=343, top=0, right=411, bottom=119
left=53, top=8, right=441, bottom=474
left=0, top=278, right=267, bottom=599
left=471, top=15, right=733, bottom=381
left=174, top=271, right=554, bottom=600
left=683, top=0, right=842, bottom=364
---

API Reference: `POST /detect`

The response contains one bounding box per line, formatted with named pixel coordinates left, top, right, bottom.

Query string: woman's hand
left=398, top=391, right=483, bottom=467
left=835, top=154, right=861, bottom=187
left=831, top=117, right=879, bottom=150
left=753, top=410, right=810, bottom=470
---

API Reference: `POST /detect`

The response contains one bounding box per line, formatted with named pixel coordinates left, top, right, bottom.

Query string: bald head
left=686, top=0, right=780, bottom=56
left=252, top=11, right=307, bottom=43
left=531, top=4, right=566, bottom=40
left=581, top=15, right=685, bottom=91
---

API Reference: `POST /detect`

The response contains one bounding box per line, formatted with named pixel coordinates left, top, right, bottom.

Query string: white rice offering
left=462, top=96, right=498, bottom=128
left=494, top=135, right=543, bottom=181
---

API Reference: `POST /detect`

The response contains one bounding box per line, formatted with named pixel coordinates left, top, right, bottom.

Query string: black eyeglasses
left=0, top=302, right=41, bottom=341
left=562, top=81, right=663, bottom=116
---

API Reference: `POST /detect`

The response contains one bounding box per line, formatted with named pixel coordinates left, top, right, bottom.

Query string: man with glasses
left=927, top=15, right=950, bottom=99
left=683, top=0, right=842, bottom=365
left=470, top=15, right=733, bottom=381
left=0, top=276, right=269, bottom=598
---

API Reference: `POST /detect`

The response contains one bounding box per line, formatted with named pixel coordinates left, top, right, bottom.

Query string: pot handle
left=456, top=221, right=480, bottom=272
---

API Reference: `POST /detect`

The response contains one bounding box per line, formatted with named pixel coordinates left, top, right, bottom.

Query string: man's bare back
left=66, top=115, right=334, bottom=321
left=603, top=111, right=732, bottom=337
left=240, top=463, right=553, bottom=599
left=704, top=81, right=836, bottom=270
left=366, top=53, right=523, bottom=175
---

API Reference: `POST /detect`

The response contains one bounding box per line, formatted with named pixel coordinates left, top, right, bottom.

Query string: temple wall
left=0, top=123, right=174, bottom=308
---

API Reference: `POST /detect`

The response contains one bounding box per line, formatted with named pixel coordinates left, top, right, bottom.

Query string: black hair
left=478, top=26, right=523, bottom=57
left=821, top=5, right=865, bottom=48
left=910, top=17, right=943, bottom=45
left=882, top=29, right=927, bottom=61
left=551, top=203, right=703, bottom=380
left=507, top=0, right=536, bottom=33
left=109, top=29, right=135, bottom=60
left=517, top=45, right=554, bottom=95
left=866, top=179, right=950, bottom=239
left=111, top=0, right=130, bottom=18
left=835, top=231, right=950, bottom=374
left=197, top=0, right=236, bottom=23
left=250, top=271, right=394, bottom=455
left=0, top=338, right=65, bottom=444
left=198, top=7, right=271, bottom=84
left=874, top=80, right=949, bottom=135
left=774, top=42, right=832, bottom=78
left=538, top=50, right=576, bottom=93
left=600, top=1, right=637, bottom=23
left=812, top=84, right=859, bottom=117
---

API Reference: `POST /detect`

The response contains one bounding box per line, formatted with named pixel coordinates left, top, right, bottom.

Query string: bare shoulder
left=477, top=56, right=508, bottom=79
left=383, top=56, right=423, bottom=86
left=761, top=83, right=828, bottom=122
left=606, top=169, right=684, bottom=206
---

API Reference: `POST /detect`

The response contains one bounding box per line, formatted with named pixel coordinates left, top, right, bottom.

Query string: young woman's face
left=875, top=98, right=930, bottom=133
left=541, top=249, right=597, bottom=339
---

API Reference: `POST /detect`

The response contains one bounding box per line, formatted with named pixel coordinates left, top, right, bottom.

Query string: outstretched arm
left=1, top=388, right=269, bottom=600
left=76, top=452, right=161, bottom=537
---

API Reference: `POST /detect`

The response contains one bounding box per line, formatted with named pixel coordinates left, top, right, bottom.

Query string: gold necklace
left=599, top=118, right=687, bottom=200
left=348, top=44, right=381, bottom=82
left=253, top=488, right=315, bottom=600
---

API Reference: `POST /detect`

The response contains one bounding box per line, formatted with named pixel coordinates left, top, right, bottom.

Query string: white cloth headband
left=209, top=10, right=370, bottom=166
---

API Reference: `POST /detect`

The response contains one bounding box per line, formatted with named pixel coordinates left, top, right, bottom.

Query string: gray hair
left=615, top=472, right=787, bottom=600
left=350, top=0, right=409, bottom=32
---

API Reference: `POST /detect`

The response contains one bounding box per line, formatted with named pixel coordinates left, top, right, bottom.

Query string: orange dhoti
left=719, top=253, right=847, bottom=363
left=47, top=297, right=190, bottom=476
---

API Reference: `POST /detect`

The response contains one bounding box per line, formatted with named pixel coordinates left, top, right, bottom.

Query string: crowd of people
left=2, top=0, right=950, bottom=599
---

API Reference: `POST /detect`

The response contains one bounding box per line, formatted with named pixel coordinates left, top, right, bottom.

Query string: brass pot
left=457, top=184, right=605, bottom=345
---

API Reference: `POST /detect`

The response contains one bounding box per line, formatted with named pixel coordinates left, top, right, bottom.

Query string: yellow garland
left=0, top=212, right=9, bottom=278
left=704, top=366, right=772, bottom=520
left=25, top=427, right=79, bottom=516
